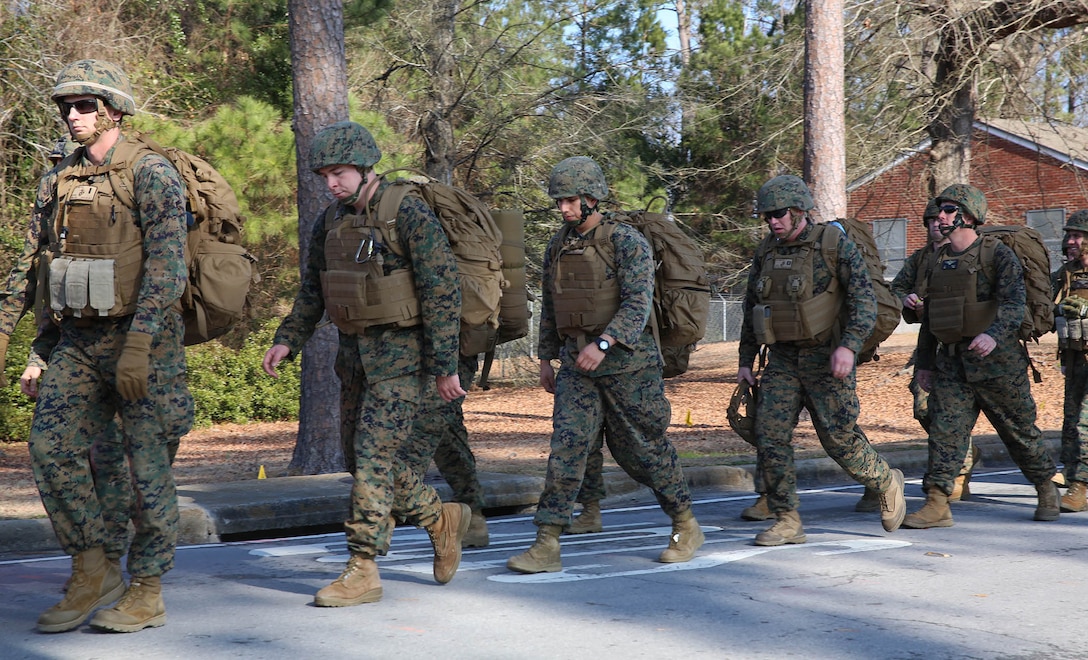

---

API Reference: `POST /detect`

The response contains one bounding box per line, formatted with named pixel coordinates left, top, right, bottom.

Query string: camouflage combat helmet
left=755, top=174, right=814, bottom=213
left=547, top=156, right=609, bottom=201
left=935, top=183, right=987, bottom=224
left=1064, top=210, right=1088, bottom=233
left=51, top=60, right=136, bottom=116
left=309, top=121, right=381, bottom=173
left=726, top=381, right=758, bottom=447
left=922, top=199, right=940, bottom=224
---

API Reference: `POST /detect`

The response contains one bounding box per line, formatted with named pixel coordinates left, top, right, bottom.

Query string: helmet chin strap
left=561, top=196, right=597, bottom=227
left=342, top=178, right=367, bottom=207
left=938, top=212, right=968, bottom=237
left=579, top=197, right=595, bottom=221
left=70, top=99, right=118, bottom=146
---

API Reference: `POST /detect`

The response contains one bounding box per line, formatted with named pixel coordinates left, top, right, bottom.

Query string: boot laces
left=768, top=517, right=795, bottom=535
left=114, top=580, right=150, bottom=609
left=336, top=556, right=366, bottom=583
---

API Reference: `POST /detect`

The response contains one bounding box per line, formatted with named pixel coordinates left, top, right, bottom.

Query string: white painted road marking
left=486, top=539, right=912, bottom=583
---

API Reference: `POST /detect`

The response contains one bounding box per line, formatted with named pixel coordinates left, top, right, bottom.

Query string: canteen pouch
left=752, top=303, right=776, bottom=346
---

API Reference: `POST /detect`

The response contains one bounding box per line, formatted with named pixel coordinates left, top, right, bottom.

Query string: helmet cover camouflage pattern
left=923, top=199, right=940, bottom=223
left=51, top=60, right=136, bottom=116
left=726, top=380, right=758, bottom=446
left=309, top=121, right=381, bottom=173
left=1064, top=210, right=1088, bottom=233
left=49, top=136, right=78, bottom=162
left=547, top=156, right=609, bottom=201
left=935, top=183, right=987, bottom=224
left=755, top=174, right=814, bottom=213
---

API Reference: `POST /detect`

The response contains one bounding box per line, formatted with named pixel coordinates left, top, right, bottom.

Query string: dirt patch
left=0, top=334, right=1065, bottom=519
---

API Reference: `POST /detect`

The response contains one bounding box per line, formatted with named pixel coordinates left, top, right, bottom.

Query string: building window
left=873, top=218, right=907, bottom=279
left=1026, top=208, right=1065, bottom=268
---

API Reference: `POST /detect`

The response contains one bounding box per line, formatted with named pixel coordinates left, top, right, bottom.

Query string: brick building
left=847, top=118, right=1088, bottom=278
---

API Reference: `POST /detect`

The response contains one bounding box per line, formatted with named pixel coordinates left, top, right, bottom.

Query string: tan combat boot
left=506, top=524, right=563, bottom=574
left=427, top=502, right=471, bottom=584
left=754, top=510, right=806, bottom=546
left=879, top=469, right=906, bottom=532
left=462, top=508, right=490, bottom=548
left=567, top=501, right=603, bottom=534
left=658, top=510, right=705, bottom=563
left=1061, top=480, right=1088, bottom=513
left=740, top=494, right=774, bottom=521
left=62, top=556, right=121, bottom=594
left=1035, top=481, right=1061, bottom=521
left=854, top=488, right=881, bottom=513
left=38, top=546, right=125, bottom=633
left=902, top=488, right=953, bottom=528
left=89, top=576, right=165, bottom=633
left=950, top=444, right=982, bottom=502
left=313, top=553, right=382, bottom=607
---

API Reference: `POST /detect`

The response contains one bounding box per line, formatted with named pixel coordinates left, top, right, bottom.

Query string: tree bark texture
left=421, top=0, right=459, bottom=184
left=287, top=0, right=350, bottom=475
left=803, top=0, right=846, bottom=223
left=925, top=0, right=1088, bottom=196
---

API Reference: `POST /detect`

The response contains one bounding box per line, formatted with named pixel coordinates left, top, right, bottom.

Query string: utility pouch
left=928, top=295, right=966, bottom=344
left=752, top=303, right=776, bottom=345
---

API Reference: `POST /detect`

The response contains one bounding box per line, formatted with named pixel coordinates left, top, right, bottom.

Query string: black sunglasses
left=763, top=208, right=790, bottom=220
left=58, top=99, right=99, bottom=115
left=939, top=204, right=959, bottom=215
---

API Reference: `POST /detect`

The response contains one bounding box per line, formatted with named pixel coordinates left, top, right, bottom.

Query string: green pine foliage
left=184, top=320, right=301, bottom=427
left=0, top=316, right=38, bottom=442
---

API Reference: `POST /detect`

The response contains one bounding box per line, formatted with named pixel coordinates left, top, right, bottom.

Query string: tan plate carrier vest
left=320, top=207, right=422, bottom=335
left=926, top=237, right=999, bottom=345
left=751, top=224, right=844, bottom=345
left=1053, top=262, right=1088, bottom=352
left=549, top=222, right=622, bottom=340
left=46, top=140, right=152, bottom=319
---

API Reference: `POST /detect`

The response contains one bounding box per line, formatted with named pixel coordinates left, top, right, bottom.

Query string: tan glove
left=116, top=331, right=152, bottom=401
left=0, top=332, right=8, bottom=388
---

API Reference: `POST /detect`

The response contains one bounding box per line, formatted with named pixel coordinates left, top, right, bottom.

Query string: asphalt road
left=1, top=470, right=1085, bottom=659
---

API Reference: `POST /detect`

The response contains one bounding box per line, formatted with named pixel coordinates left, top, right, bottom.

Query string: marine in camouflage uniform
left=1050, top=209, right=1088, bottom=512
left=904, top=184, right=1058, bottom=529
left=264, top=121, right=471, bottom=607
left=0, top=137, right=137, bottom=569
left=20, top=60, right=193, bottom=634
left=506, top=156, right=703, bottom=574
left=737, top=175, right=905, bottom=546
left=889, top=200, right=979, bottom=503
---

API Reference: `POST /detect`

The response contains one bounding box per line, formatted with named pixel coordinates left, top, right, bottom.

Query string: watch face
left=597, top=338, right=610, bottom=351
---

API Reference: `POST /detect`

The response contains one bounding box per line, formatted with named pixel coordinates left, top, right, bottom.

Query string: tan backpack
left=374, top=175, right=505, bottom=357
left=977, top=225, right=1055, bottom=342
left=57, top=135, right=257, bottom=345
left=826, top=218, right=902, bottom=363
left=617, top=203, right=710, bottom=377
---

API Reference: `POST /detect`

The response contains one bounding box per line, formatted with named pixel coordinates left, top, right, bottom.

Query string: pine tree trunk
left=286, top=0, right=350, bottom=475
left=803, top=0, right=846, bottom=222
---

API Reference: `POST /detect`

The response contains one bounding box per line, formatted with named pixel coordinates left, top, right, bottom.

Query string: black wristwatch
left=593, top=336, right=611, bottom=352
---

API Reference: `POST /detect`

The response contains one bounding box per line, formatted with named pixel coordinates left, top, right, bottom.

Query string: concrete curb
left=0, top=434, right=1062, bottom=555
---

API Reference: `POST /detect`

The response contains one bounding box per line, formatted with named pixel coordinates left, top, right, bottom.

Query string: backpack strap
left=373, top=179, right=420, bottom=258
